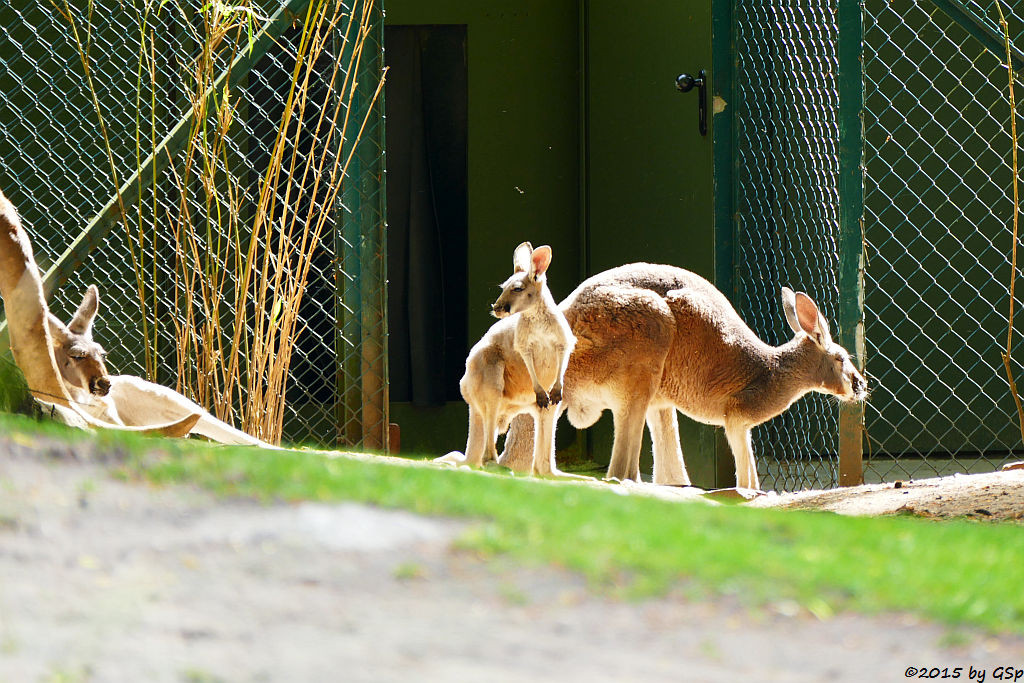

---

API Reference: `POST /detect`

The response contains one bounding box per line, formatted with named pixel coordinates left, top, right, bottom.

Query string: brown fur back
left=561, top=263, right=768, bottom=427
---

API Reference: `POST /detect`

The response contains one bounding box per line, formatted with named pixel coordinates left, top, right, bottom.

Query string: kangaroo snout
left=90, top=375, right=111, bottom=396
left=491, top=302, right=511, bottom=318
left=848, top=370, right=868, bottom=401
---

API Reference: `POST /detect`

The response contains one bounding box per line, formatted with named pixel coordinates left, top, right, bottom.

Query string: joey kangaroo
left=502, top=264, right=867, bottom=489
left=454, top=241, right=575, bottom=475
left=48, top=285, right=275, bottom=448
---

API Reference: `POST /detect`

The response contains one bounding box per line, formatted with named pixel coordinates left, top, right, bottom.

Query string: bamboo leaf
left=270, top=296, right=283, bottom=328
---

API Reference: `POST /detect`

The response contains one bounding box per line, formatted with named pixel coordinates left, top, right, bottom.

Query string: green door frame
left=837, top=0, right=866, bottom=485
left=710, top=0, right=738, bottom=487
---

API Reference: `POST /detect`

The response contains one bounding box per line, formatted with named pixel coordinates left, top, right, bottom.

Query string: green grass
left=3, top=411, right=1024, bottom=634
left=0, top=356, right=32, bottom=414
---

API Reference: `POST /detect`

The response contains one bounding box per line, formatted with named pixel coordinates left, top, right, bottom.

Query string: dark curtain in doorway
left=385, top=25, right=468, bottom=406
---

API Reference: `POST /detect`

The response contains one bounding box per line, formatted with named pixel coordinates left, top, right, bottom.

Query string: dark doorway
left=384, top=25, right=469, bottom=405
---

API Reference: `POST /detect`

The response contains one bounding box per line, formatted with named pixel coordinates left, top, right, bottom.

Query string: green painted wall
left=386, top=1, right=724, bottom=486
left=585, top=1, right=719, bottom=486
left=586, top=1, right=715, bottom=276
left=386, top=0, right=583, bottom=334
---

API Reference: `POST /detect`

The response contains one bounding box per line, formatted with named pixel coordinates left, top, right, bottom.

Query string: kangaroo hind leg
left=647, top=406, right=690, bottom=486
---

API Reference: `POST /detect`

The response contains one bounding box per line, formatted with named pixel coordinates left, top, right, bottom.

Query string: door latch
left=675, top=70, right=707, bottom=137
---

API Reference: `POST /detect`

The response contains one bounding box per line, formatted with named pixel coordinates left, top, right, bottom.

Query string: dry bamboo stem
left=996, top=0, right=1024, bottom=445
left=51, top=0, right=384, bottom=444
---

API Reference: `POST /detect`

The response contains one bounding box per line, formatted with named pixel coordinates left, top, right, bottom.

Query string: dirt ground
left=2, top=437, right=1024, bottom=682
left=750, top=468, right=1024, bottom=522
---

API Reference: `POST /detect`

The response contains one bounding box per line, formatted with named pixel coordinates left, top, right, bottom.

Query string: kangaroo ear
left=793, top=291, right=832, bottom=347
left=68, top=285, right=100, bottom=336
left=513, top=241, right=533, bottom=274
left=531, top=245, right=552, bottom=279
left=817, top=311, right=832, bottom=343
left=781, top=287, right=802, bottom=335
left=47, top=312, right=71, bottom=344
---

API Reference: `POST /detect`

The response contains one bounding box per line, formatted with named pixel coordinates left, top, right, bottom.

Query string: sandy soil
left=2, top=438, right=1024, bottom=682
left=750, top=469, right=1024, bottom=522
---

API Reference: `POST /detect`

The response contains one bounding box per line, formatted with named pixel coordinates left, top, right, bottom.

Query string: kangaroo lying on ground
left=500, top=263, right=867, bottom=490
left=441, top=242, right=576, bottom=476
left=48, top=285, right=274, bottom=448
left=0, top=188, right=198, bottom=436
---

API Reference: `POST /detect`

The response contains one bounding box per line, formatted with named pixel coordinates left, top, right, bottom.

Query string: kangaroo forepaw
left=535, top=390, right=550, bottom=409
left=548, top=387, right=562, bottom=405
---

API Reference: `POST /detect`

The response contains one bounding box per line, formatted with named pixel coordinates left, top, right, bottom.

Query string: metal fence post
left=338, top=0, right=388, bottom=451
left=838, top=0, right=866, bottom=486
left=358, top=0, right=388, bottom=452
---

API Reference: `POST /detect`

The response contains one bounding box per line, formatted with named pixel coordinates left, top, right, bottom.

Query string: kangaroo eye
left=512, top=285, right=525, bottom=293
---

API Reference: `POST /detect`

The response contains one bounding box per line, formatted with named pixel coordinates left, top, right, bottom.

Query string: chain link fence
left=863, top=0, right=1024, bottom=481
left=0, top=0, right=387, bottom=448
left=730, top=0, right=1023, bottom=491
left=732, top=1, right=843, bottom=491
left=5, top=0, right=1023, bottom=481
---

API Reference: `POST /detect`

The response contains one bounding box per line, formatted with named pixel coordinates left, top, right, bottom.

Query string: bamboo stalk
left=53, top=0, right=384, bottom=445
left=996, top=0, right=1024, bottom=445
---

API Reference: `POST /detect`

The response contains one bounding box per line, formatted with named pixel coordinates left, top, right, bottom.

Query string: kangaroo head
left=781, top=286, right=867, bottom=402
left=491, top=241, right=552, bottom=319
left=47, top=285, right=112, bottom=397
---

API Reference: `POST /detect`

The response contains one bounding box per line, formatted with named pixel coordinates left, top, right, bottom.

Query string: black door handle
left=675, top=69, right=707, bottom=137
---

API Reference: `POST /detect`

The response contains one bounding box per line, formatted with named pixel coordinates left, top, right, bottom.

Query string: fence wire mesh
left=733, top=1, right=843, bottom=491
left=731, top=0, right=1024, bottom=490
left=5, top=0, right=1023, bottom=480
left=863, top=0, right=1024, bottom=481
left=0, top=0, right=387, bottom=448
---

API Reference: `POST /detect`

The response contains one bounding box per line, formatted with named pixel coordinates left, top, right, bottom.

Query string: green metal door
left=586, top=1, right=715, bottom=275
left=584, top=1, right=723, bottom=486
